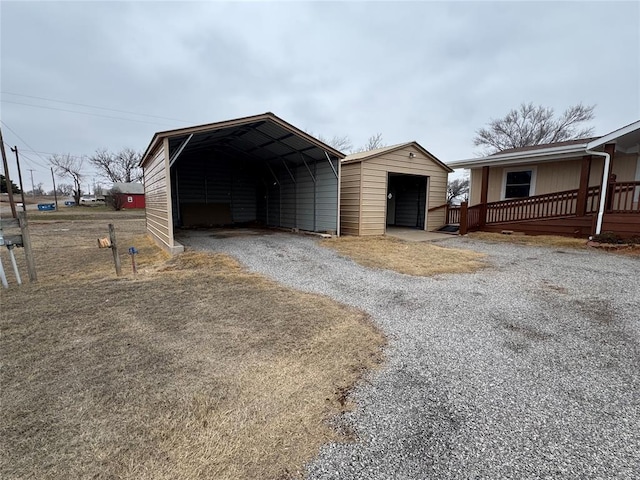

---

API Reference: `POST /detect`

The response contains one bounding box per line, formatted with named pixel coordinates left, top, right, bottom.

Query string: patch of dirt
left=541, top=281, right=569, bottom=294
left=575, top=298, right=617, bottom=325
left=587, top=241, right=640, bottom=256
left=502, top=321, right=552, bottom=341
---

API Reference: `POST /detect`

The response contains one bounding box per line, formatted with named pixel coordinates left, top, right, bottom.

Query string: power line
left=3, top=142, right=49, bottom=169
left=16, top=151, right=48, bottom=170
left=1, top=99, right=184, bottom=127
left=3, top=144, right=89, bottom=161
left=1, top=91, right=191, bottom=124
left=0, top=121, right=50, bottom=166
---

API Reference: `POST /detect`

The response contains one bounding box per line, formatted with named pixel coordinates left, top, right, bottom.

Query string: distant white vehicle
left=80, top=196, right=96, bottom=204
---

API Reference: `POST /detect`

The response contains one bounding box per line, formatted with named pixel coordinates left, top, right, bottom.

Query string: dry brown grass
left=320, top=236, right=485, bottom=276
left=469, top=232, right=640, bottom=256
left=0, top=215, right=385, bottom=479
left=469, top=232, right=588, bottom=249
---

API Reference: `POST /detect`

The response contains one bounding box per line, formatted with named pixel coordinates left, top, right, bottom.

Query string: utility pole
left=28, top=169, right=36, bottom=198
left=10, top=146, right=27, bottom=211
left=51, top=167, right=59, bottom=210
left=0, top=127, right=17, bottom=218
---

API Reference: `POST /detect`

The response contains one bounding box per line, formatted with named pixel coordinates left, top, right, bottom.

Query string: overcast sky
left=1, top=1, right=639, bottom=191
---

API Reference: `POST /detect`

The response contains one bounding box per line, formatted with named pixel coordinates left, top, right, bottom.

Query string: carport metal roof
left=140, top=112, right=346, bottom=170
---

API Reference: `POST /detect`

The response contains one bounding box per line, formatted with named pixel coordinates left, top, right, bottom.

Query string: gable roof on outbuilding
left=342, top=141, right=453, bottom=172
left=112, top=182, right=144, bottom=194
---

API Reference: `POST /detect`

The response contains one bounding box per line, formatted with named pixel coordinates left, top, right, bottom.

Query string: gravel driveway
left=178, top=231, right=640, bottom=479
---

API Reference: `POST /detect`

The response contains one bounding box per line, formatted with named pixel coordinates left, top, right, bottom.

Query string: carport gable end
left=139, top=112, right=345, bottom=254
left=340, top=142, right=453, bottom=236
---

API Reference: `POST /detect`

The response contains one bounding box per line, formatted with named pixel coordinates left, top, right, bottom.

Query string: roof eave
left=586, top=119, right=640, bottom=150
left=447, top=144, right=590, bottom=169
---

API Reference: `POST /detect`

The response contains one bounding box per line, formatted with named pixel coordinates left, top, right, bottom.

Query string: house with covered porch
left=446, top=120, right=640, bottom=239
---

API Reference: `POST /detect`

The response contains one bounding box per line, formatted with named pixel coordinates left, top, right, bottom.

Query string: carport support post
left=459, top=202, right=468, bottom=236
left=109, top=223, right=122, bottom=276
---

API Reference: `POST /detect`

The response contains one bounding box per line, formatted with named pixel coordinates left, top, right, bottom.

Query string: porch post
left=459, top=201, right=468, bottom=235
left=604, top=143, right=616, bottom=211
left=576, top=155, right=592, bottom=216
left=479, top=166, right=489, bottom=228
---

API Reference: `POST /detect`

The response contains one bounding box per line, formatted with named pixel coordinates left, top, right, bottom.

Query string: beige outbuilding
left=340, top=142, right=453, bottom=236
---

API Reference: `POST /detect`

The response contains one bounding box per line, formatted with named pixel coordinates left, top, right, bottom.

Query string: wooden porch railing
left=485, top=188, right=602, bottom=223
left=447, top=205, right=461, bottom=224
left=467, top=205, right=482, bottom=230
left=452, top=182, right=640, bottom=235
left=606, top=181, right=640, bottom=213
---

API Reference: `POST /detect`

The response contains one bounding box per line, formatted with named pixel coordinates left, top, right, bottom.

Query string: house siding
left=611, top=153, right=638, bottom=180
left=469, top=153, right=638, bottom=205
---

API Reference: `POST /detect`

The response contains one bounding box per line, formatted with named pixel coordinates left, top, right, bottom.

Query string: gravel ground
left=178, top=230, right=640, bottom=479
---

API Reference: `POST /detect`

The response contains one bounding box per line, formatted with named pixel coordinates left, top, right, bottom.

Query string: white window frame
left=127, top=196, right=133, bottom=203
left=501, top=166, right=537, bottom=200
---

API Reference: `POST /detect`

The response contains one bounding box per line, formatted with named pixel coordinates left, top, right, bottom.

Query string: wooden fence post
left=459, top=201, right=468, bottom=235
left=109, top=224, right=122, bottom=276
left=17, top=211, right=37, bottom=282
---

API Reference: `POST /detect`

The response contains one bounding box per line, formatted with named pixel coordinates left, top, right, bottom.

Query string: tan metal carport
left=140, top=113, right=344, bottom=254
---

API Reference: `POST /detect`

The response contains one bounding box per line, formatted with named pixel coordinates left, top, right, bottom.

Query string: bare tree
left=88, top=148, right=143, bottom=184
left=353, top=133, right=386, bottom=153
left=50, top=154, right=84, bottom=205
left=474, top=103, right=596, bottom=154
left=105, top=186, right=125, bottom=211
left=309, top=130, right=388, bottom=154
left=447, top=177, right=469, bottom=204
left=29, top=183, right=45, bottom=196
left=315, top=134, right=353, bottom=152
left=55, top=183, right=73, bottom=196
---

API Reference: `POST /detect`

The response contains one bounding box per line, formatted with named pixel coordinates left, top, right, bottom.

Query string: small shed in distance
left=112, top=182, right=145, bottom=209
left=340, top=142, right=452, bottom=235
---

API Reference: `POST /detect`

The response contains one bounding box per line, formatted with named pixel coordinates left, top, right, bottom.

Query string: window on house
left=127, top=196, right=133, bottom=203
left=505, top=170, right=533, bottom=198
